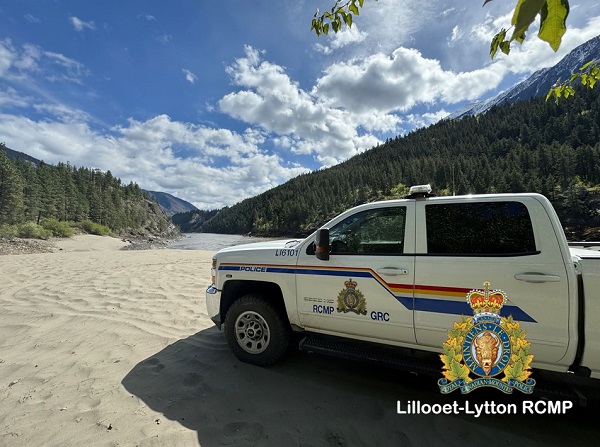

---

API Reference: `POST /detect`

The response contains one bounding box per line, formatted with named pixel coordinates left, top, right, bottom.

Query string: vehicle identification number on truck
left=275, top=249, right=299, bottom=257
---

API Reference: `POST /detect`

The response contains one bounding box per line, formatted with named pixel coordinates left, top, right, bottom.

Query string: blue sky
left=1, top=1, right=599, bottom=209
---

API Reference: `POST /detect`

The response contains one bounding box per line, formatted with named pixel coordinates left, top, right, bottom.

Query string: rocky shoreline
left=0, top=234, right=179, bottom=255
left=0, top=238, right=57, bottom=256
left=119, top=234, right=176, bottom=251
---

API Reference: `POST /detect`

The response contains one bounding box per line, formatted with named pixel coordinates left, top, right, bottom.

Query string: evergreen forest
left=0, top=147, right=173, bottom=237
left=175, top=85, right=600, bottom=240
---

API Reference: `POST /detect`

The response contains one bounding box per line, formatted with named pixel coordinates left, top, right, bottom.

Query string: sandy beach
left=0, top=235, right=597, bottom=446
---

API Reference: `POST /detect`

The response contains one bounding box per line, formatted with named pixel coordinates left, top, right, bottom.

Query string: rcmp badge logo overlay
left=439, top=281, right=536, bottom=394
left=337, top=278, right=367, bottom=315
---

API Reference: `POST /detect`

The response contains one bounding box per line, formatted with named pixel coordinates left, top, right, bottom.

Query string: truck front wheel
left=223, top=294, right=290, bottom=366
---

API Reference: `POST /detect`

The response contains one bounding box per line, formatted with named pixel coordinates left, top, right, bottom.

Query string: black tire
left=223, top=293, right=291, bottom=366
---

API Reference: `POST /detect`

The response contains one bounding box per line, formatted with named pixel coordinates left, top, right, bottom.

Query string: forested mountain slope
left=0, top=145, right=175, bottom=237
left=176, top=85, right=600, bottom=239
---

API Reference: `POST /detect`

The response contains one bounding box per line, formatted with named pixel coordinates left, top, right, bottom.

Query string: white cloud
left=406, top=110, right=450, bottom=128
left=69, top=16, right=96, bottom=32
left=25, top=14, right=41, bottom=24
left=0, top=40, right=88, bottom=85
left=313, top=43, right=332, bottom=56
left=0, top=87, right=29, bottom=108
left=218, top=45, right=386, bottom=166
left=313, top=26, right=368, bottom=54
left=14, top=44, right=41, bottom=72
left=33, top=103, right=91, bottom=122
left=1, top=40, right=40, bottom=80
left=469, top=12, right=512, bottom=44
left=158, top=34, right=173, bottom=44
left=43, top=51, right=89, bottom=84
left=0, top=39, right=16, bottom=77
left=448, top=25, right=463, bottom=46
left=182, top=69, right=197, bottom=84
left=314, top=47, right=505, bottom=113
left=355, top=0, right=438, bottom=54
left=243, top=127, right=267, bottom=145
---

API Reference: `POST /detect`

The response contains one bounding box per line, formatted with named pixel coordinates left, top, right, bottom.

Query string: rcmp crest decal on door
left=337, top=278, right=367, bottom=315
left=438, top=281, right=536, bottom=394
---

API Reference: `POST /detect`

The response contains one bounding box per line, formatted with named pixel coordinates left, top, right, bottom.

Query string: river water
left=166, top=233, right=279, bottom=252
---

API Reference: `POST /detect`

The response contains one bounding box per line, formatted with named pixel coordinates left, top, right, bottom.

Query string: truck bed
left=571, top=246, right=600, bottom=379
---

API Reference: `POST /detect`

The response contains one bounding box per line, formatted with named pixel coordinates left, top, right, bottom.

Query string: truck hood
left=216, top=239, right=303, bottom=255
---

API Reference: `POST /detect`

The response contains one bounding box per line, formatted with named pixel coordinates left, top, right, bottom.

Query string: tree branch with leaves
left=310, top=0, right=373, bottom=35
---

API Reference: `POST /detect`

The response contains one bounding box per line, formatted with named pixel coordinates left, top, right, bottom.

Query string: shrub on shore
left=78, top=220, right=112, bottom=236
left=0, top=224, right=19, bottom=239
left=0, top=219, right=112, bottom=240
left=42, top=218, right=74, bottom=238
left=17, top=222, right=52, bottom=240
left=1, top=223, right=52, bottom=240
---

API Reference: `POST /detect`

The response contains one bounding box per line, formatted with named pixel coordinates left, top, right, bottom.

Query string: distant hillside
left=144, top=190, right=198, bottom=217
left=172, top=209, right=219, bottom=232
left=450, top=35, right=600, bottom=119
left=0, top=144, right=42, bottom=166
left=178, top=85, right=600, bottom=240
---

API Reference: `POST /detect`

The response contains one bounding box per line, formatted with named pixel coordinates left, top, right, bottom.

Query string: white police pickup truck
left=206, top=186, right=600, bottom=383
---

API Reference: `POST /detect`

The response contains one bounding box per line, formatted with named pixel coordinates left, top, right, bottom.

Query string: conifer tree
left=0, top=152, right=25, bottom=225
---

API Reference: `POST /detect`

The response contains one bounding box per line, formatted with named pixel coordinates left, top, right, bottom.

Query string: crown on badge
left=344, top=278, right=357, bottom=289
left=467, top=281, right=506, bottom=315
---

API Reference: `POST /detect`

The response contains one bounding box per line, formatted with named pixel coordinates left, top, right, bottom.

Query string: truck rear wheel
left=223, top=293, right=290, bottom=366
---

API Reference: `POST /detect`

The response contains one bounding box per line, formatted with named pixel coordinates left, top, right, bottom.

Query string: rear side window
left=425, top=202, right=537, bottom=255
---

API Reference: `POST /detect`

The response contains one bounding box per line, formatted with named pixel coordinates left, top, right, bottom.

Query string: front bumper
left=206, top=285, right=222, bottom=329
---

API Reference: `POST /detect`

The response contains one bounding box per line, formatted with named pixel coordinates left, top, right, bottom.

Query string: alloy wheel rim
left=234, top=311, right=270, bottom=354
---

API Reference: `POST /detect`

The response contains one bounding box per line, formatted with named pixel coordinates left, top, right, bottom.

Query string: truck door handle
left=376, top=268, right=409, bottom=276
left=514, top=273, right=561, bottom=283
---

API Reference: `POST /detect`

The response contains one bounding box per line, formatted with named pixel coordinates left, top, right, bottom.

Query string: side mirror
left=315, top=228, right=330, bottom=261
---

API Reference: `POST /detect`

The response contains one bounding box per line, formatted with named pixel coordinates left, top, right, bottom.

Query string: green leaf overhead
left=547, top=60, right=600, bottom=102
left=510, top=0, right=546, bottom=42
left=490, top=29, right=508, bottom=59
left=539, top=0, right=570, bottom=51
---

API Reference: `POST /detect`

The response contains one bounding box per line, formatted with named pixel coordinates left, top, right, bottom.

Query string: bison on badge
left=474, top=331, right=500, bottom=376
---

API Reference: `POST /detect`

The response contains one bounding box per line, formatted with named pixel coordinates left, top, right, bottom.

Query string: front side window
left=425, top=201, right=537, bottom=255
left=329, top=206, right=406, bottom=255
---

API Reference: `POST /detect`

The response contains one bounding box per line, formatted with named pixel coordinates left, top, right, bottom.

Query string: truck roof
left=364, top=192, right=548, bottom=207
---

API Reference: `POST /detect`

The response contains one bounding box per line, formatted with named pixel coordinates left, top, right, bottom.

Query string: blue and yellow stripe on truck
left=219, top=263, right=536, bottom=323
